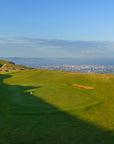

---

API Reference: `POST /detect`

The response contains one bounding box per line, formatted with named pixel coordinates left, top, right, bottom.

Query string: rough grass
left=0, top=59, right=31, bottom=72
left=0, top=69, right=114, bottom=144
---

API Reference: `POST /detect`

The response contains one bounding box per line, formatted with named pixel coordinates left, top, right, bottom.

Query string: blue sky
left=0, top=0, right=114, bottom=58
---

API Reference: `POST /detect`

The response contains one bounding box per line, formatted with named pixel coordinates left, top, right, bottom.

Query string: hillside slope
left=0, top=59, right=31, bottom=72
left=0, top=68, right=114, bottom=144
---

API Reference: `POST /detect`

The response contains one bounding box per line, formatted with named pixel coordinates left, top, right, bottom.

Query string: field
left=0, top=69, right=114, bottom=144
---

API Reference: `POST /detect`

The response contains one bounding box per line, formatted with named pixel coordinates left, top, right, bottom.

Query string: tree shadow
left=0, top=73, right=113, bottom=144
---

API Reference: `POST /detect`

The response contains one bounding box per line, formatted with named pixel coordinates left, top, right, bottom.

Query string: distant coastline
left=0, top=57, right=114, bottom=74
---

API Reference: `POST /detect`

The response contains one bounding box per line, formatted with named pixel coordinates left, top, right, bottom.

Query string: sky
left=0, top=0, right=114, bottom=58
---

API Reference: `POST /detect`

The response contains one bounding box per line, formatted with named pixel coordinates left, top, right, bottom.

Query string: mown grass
left=0, top=69, right=114, bottom=144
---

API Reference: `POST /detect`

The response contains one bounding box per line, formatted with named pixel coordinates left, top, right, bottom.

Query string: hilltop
left=0, top=59, right=32, bottom=72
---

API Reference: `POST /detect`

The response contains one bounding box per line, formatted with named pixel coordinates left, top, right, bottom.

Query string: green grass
left=0, top=59, right=30, bottom=71
left=0, top=69, right=114, bottom=144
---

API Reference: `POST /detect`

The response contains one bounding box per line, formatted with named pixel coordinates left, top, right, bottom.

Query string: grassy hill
left=0, top=65, right=114, bottom=143
left=0, top=59, right=31, bottom=72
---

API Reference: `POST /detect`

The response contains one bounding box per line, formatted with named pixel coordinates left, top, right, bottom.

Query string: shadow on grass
left=0, top=73, right=113, bottom=144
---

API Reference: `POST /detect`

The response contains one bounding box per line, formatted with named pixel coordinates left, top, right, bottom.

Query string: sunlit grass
left=0, top=69, right=114, bottom=144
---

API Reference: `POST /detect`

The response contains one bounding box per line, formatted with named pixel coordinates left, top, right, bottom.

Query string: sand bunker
left=71, top=84, right=94, bottom=89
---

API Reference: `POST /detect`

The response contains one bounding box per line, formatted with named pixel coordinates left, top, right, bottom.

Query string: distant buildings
left=34, top=64, right=114, bottom=74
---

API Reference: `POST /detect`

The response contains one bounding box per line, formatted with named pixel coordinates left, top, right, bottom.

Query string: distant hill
left=0, top=57, right=114, bottom=67
left=0, top=59, right=32, bottom=72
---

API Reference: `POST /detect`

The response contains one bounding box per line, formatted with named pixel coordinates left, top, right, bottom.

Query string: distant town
left=29, top=64, right=114, bottom=74
left=0, top=57, right=114, bottom=74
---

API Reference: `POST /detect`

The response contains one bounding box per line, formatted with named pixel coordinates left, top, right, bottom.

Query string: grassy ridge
left=0, top=69, right=114, bottom=144
left=0, top=60, right=31, bottom=72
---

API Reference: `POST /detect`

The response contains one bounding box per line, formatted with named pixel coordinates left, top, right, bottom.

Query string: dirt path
left=1, top=64, right=7, bottom=68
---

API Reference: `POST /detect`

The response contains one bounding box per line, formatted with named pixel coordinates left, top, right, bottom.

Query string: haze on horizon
left=0, top=0, right=114, bottom=59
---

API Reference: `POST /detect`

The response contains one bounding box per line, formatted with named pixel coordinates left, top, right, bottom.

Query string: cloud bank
left=0, top=36, right=114, bottom=58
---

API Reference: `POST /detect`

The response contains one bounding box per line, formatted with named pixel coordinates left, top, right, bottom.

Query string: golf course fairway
left=0, top=69, right=114, bottom=144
